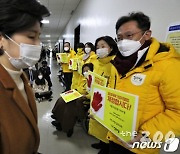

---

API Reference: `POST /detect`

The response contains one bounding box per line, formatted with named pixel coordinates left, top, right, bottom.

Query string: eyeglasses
left=117, top=31, right=144, bottom=41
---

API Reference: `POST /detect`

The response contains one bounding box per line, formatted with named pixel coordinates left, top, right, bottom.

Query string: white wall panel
left=61, top=0, right=180, bottom=47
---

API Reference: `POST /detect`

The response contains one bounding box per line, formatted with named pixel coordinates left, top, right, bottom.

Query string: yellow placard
left=166, top=23, right=180, bottom=54
left=90, top=84, right=139, bottom=142
left=56, top=53, right=61, bottom=63
left=69, top=58, right=78, bottom=70
left=56, top=53, right=68, bottom=63
left=60, top=89, right=82, bottom=103
left=87, top=71, right=107, bottom=93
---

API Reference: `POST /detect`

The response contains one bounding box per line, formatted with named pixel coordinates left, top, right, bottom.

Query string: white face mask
left=83, top=71, right=88, bottom=78
left=117, top=32, right=146, bottom=57
left=5, top=35, right=41, bottom=69
left=96, top=48, right=109, bottom=58
left=64, top=47, right=69, bottom=51
left=85, top=47, right=91, bottom=54
left=38, top=75, right=43, bottom=80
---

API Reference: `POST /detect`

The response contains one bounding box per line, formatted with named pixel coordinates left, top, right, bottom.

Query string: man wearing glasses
left=108, top=12, right=180, bottom=154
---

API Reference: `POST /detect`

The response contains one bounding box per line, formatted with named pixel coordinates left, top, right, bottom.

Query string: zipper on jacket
left=114, top=75, right=117, bottom=89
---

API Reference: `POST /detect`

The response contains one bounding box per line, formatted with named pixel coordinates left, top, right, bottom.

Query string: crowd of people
left=0, top=0, right=180, bottom=154
left=51, top=12, right=180, bottom=154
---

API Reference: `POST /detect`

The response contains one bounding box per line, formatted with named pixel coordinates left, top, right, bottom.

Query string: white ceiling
left=39, top=0, right=81, bottom=48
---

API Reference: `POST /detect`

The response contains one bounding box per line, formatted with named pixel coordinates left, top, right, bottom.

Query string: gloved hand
left=92, top=91, right=103, bottom=111
left=87, top=75, right=92, bottom=88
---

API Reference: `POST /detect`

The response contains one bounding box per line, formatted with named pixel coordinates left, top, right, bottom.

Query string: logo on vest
left=131, top=73, right=146, bottom=86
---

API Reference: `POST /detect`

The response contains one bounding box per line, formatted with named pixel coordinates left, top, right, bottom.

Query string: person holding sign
left=108, top=12, right=180, bottom=154
left=51, top=63, right=94, bottom=137
left=89, top=36, right=118, bottom=154
left=71, top=43, right=85, bottom=90
left=61, top=42, right=76, bottom=91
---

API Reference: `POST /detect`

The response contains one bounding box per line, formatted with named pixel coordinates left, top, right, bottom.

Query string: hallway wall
left=60, top=0, right=180, bottom=48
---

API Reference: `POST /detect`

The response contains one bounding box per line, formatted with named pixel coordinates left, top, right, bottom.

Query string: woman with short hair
left=0, top=0, right=50, bottom=153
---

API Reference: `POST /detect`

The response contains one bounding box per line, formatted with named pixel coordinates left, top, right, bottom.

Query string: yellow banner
left=90, top=84, right=139, bottom=142
left=60, top=89, right=82, bottom=103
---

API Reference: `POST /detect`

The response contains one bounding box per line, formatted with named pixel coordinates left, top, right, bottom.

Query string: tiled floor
left=37, top=58, right=98, bottom=154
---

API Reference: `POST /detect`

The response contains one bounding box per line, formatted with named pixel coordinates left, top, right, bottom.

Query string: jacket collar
left=118, top=38, right=157, bottom=78
left=145, top=37, right=160, bottom=61
left=0, top=64, right=16, bottom=89
left=98, top=55, right=115, bottom=64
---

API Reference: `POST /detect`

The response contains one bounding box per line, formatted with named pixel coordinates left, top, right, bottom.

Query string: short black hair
left=85, top=42, right=95, bottom=52
left=76, top=43, right=85, bottom=49
left=0, top=0, right=50, bottom=55
left=42, top=60, right=47, bottom=65
left=115, top=12, right=151, bottom=33
left=82, top=63, right=94, bottom=74
left=64, top=42, right=70, bottom=46
left=95, top=36, right=118, bottom=56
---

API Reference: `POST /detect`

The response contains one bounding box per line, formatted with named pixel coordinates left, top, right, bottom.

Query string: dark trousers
left=109, top=141, right=135, bottom=154
left=52, top=97, right=86, bottom=132
left=100, top=141, right=109, bottom=154
left=35, top=91, right=52, bottom=99
left=63, top=72, right=73, bottom=91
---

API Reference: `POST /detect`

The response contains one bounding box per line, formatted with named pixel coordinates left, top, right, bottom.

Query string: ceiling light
left=47, top=40, right=51, bottom=42
left=41, top=19, right=49, bottom=24
left=45, top=35, right=51, bottom=37
left=62, top=34, right=74, bottom=38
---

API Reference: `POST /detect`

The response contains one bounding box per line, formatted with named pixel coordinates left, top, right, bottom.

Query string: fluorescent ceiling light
left=62, top=34, right=74, bottom=38
left=45, top=35, right=51, bottom=37
left=47, top=40, right=51, bottom=42
left=41, top=19, right=49, bottom=24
